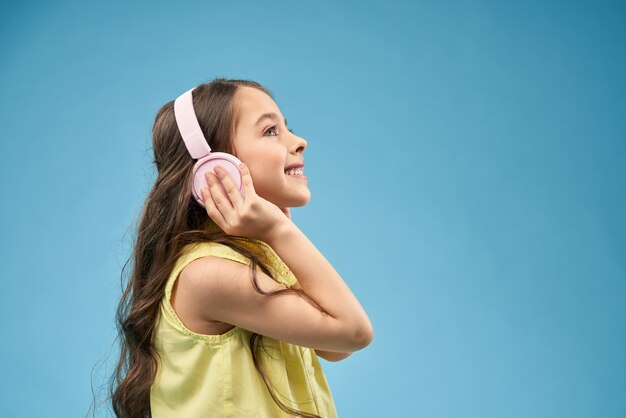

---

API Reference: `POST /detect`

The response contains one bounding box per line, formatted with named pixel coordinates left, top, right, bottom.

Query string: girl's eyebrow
left=255, top=112, right=288, bottom=127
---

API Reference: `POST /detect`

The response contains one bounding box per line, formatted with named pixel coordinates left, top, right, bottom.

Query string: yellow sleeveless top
left=150, top=235, right=338, bottom=418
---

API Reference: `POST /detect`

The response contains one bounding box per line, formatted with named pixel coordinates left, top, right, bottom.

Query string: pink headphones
left=174, top=87, right=245, bottom=208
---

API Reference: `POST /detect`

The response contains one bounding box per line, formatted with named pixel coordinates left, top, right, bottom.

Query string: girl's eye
left=264, top=125, right=295, bottom=136
left=265, top=126, right=278, bottom=136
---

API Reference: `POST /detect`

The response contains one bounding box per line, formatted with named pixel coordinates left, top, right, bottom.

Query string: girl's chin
left=289, top=198, right=310, bottom=207
left=258, top=190, right=311, bottom=208
left=283, top=191, right=312, bottom=208
left=283, top=195, right=311, bottom=208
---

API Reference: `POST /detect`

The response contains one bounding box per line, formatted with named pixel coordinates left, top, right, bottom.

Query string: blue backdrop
left=1, top=1, right=624, bottom=417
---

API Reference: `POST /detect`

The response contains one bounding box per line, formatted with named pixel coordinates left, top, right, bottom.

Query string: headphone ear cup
left=191, top=152, right=244, bottom=208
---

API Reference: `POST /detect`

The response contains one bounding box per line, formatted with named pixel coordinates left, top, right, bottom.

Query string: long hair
left=110, top=78, right=323, bottom=418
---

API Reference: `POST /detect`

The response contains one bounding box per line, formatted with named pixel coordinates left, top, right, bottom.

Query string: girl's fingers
left=201, top=186, right=227, bottom=227
left=204, top=171, right=234, bottom=221
left=238, top=163, right=256, bottom=198
left=213, top=166, right=244, bottom=208
left=202, top=163, right=253, bottom=234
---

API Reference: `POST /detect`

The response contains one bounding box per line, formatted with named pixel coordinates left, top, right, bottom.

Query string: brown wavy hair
left=110, top=78, right=323, bottom=418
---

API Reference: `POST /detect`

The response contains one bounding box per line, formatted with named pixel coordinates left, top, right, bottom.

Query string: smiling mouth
left=285, top=167, right=304, bottom=176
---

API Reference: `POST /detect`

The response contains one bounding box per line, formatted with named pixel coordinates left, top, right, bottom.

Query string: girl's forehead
left=236, top=87, right=282, bottom=125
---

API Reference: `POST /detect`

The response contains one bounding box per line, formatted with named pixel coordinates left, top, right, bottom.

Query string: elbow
left=351, top=321, right=374, bottom=351
left=315, top=350, right=353, bottom=362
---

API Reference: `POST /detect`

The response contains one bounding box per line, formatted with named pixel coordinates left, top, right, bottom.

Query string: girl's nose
left=290, top=133, right=307, bottom=155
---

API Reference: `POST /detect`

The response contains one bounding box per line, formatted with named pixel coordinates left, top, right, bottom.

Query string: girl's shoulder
left=182, top=238, right=297, bottom=289
left=165, top=241, right=254, bottom=304
left=180, top=241, right=252, bottom=266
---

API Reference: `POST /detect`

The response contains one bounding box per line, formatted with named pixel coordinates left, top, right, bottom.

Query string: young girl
left=111, top=78, right=374, bottom=418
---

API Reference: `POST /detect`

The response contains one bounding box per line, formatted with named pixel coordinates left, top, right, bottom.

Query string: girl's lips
left=284, top=162, right=305, bottom=171
left=285, top=165, right=305, bottom=177
left=285, top=173, right=307, bottom=180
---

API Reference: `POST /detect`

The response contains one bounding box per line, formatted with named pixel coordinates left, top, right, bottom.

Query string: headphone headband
left=173, top=87, right=212, bottom=159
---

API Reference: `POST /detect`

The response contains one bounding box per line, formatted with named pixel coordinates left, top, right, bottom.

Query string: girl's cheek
left=267, top=151, right=286, bottom=169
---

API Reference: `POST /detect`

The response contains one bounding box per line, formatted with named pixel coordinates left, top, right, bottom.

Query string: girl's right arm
left=180, top=164, right=374, bottom=353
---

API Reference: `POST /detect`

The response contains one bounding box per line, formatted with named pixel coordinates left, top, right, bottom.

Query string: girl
left=111, top=78, right=374, bottom=418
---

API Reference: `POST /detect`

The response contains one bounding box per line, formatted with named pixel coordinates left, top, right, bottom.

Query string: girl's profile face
left=231, top=86, right=310, bottom=208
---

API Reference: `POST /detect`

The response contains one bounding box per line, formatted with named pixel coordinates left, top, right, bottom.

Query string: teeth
left=285, top=167, right=304, bottom=175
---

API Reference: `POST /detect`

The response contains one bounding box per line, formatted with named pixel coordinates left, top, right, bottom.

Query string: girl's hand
left=201, top=164, right=290, bottom=242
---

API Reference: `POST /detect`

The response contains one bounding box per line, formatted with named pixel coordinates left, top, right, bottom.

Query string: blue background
left=1, top=1, right=624, bottom=417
